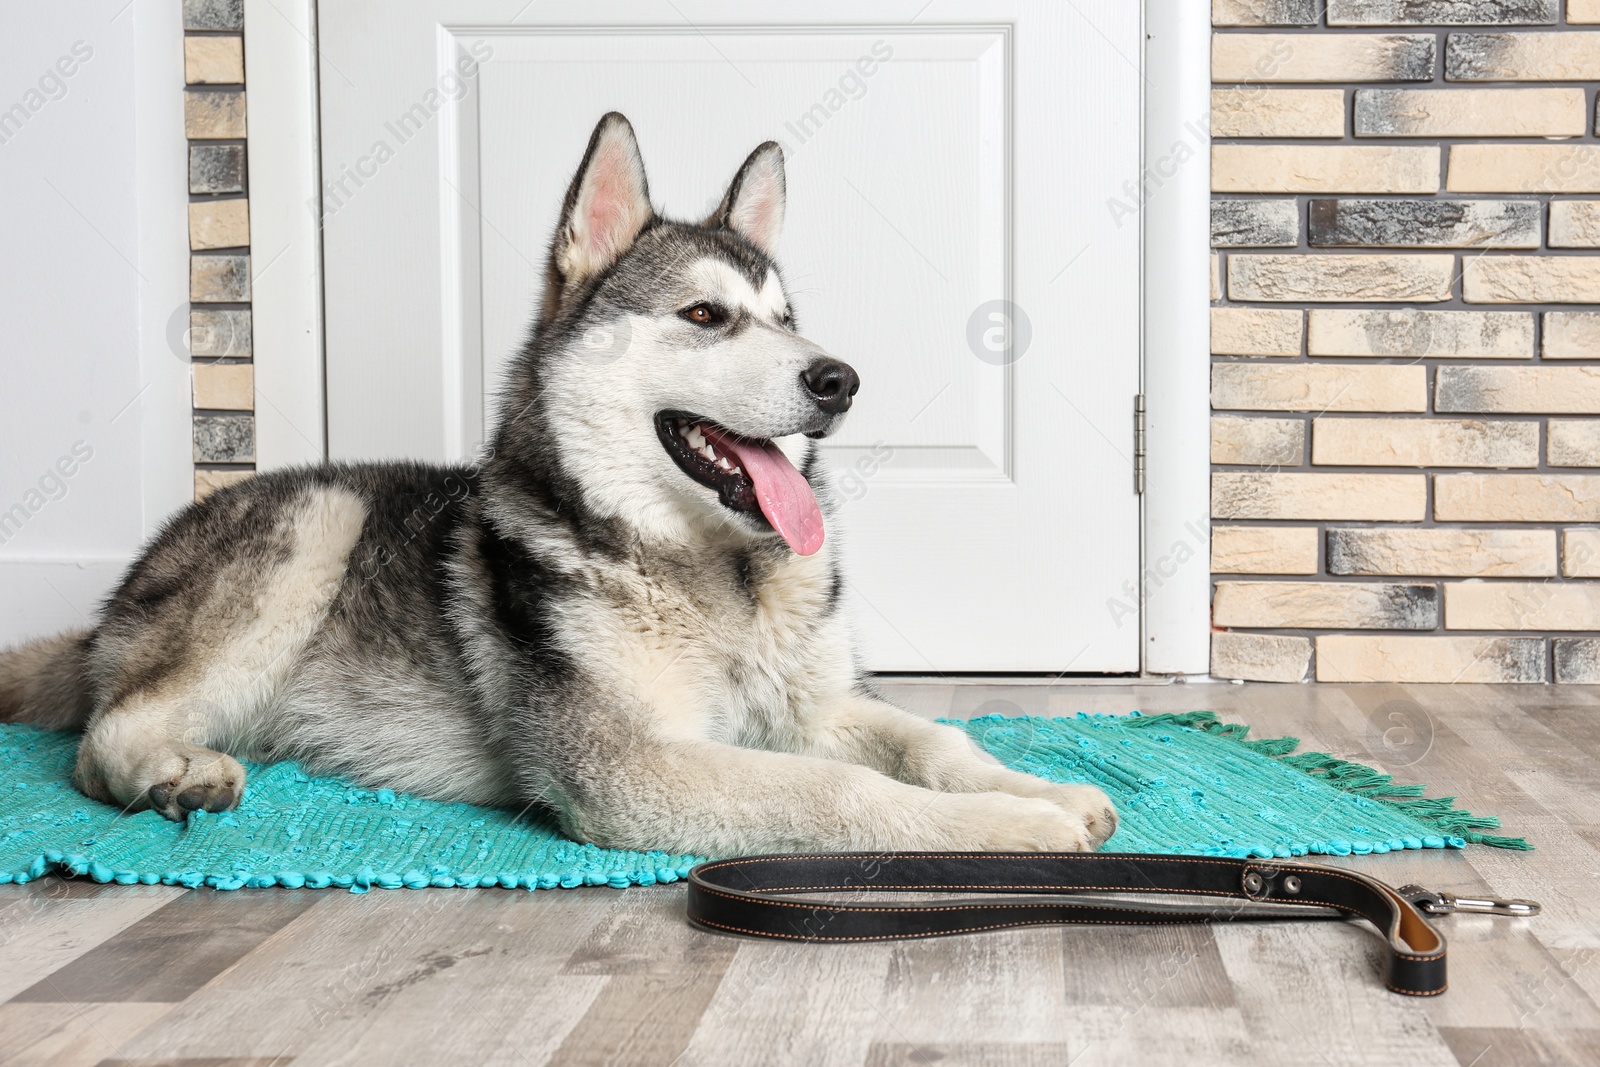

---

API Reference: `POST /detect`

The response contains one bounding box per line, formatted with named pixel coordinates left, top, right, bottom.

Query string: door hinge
left=1133, top=394, right=1146, bottom=495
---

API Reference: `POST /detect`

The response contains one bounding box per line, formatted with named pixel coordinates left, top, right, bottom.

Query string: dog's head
left=517, top=112, right=857, bottom=557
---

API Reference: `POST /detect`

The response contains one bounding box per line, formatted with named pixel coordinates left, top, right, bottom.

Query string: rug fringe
left=1124, top=711, right=1532, bottom=850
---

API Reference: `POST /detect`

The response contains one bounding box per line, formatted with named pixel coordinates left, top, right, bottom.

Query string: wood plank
left=679, top=941, right=893, bottom=1065
left=1212, top=922, right=1460, bottom=1067
left=1438, top=1026, right=1600, bottom=1067
left=0, top=884, right=187, bottom=1004
left=0, top=1002, right=172, bottom=1067
left=865, top=1043, right=1079, bottom=1067
left=110, top=885, right=613, bottom=1063
left=10, top=891, right=320, bottom=1004
left=560, top=883, right=734, bottom=977
left=547, top=974, right=723, bottom=1067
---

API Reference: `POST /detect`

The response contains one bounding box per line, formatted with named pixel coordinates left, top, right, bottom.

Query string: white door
left=316, top=0, right=1142, bottom=672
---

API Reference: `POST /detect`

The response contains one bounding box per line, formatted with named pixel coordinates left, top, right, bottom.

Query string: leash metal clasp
left=1398, top=884, right=1541, bottom=918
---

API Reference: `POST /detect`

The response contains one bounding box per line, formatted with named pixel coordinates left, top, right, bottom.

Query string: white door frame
left=244, top=0, right=1211, bottom=675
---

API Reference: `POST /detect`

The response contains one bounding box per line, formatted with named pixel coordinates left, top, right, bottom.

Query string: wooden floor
left=3, top=681, right=1599, bottom=1067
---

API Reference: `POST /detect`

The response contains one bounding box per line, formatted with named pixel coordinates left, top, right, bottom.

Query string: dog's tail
left=0, top=630, right=96, bottom=730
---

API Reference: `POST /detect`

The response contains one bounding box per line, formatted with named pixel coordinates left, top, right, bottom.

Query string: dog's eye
left=680, top=303, right=727, bottom=327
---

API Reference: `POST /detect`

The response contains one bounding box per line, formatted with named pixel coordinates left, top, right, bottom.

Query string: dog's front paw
left=141, top=746, right=246, bottom=820
left=934, top=792, right=1105, bottom=852
left=1041, top=783, right=1118, bottom=849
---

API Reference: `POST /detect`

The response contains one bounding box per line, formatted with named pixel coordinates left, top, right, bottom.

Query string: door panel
left=318, top=1, right=1142, bottom=671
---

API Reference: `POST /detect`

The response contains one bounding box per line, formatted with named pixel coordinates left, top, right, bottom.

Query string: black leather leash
left=687, top=852, right=1535, bottom=997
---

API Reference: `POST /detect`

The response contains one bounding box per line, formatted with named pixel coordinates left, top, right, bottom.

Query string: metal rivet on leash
left=1284, top=875, right=1302, bottom=895
left=1243, top=871, right=1265, bottom=894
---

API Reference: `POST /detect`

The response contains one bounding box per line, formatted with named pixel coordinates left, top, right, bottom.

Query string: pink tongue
left=702, top=425, right=825, bottom=556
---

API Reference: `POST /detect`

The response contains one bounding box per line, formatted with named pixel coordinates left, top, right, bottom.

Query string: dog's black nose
left=802, top=359, right=860, bottom=415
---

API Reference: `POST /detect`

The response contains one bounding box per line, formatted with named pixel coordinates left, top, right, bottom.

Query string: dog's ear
left=549, top=113, right=653, bottom=293
left=708, top=141, right=785, bottom=256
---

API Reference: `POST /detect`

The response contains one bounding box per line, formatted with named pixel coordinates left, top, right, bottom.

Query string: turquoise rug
left=0, top=712, right=1526, bottom=893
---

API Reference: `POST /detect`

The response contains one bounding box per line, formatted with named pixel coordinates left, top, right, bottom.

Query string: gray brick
left=1213, top=0, right=1319, bottom=24
left=1555, top=639, right=1600, bottom=683
left=191, top=254, right=251, bottom=303
left=193, top=415, right=254, bottom=463
left=189, top=144, right=245, bottom=195
left=1446, top=32, right=1600, bottom=80
left=1308, top=199, right=1540, bottom=249
left=190, top=309, right=252, bottom=358
left=1329, top=0, right=1555, bottom=24
left=1212, top=200, right=1299, bottom=248
left=184, top=0, right=243, bottom=30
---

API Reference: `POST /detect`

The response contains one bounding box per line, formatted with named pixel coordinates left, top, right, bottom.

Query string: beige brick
left=1574, top=0, right=1600, bottom=23
left=1307, top=309, right=1531, bottom=359
left=1436, top=473, right=1600, bottom=520
left=1445, top=581, right=1600, bottom=631
left=1214, top=580, right=1437, bottom=629
left=194, top=468, right=254, bottom=501
left=1327, top=528, right=1555, bottom=577
left=1550, top=201, right=1600, bottom=248
left=1563, top=529, right=1600, bottom=576
left=1464, top=256, right=1600, bottom=303
left=1438, top=366, right=1600, bottom=414
left=192, top=363, right=254, bottom=410
left=1316, top=635, right=1544, bottom=684
left=183, top=89, right=246, bottom=139
left=1355, top=88, right=1584, bottom=137
left=184, top=35, right=244, bottom=84
left=1213, top=0, right=1318, bottom=25
left=1448, top=144, right=1600, bottom=193
left=1213, top=471, right=1426, bottom=520
left=1211, top=307, right=1302, bottom=356
left=1214, top=363, right=1427, bottom=413
left=1548, top=420, right=1600, bottom=466
left=1212, top=526, right=1320, bottom=574
left=1312, top=417, right=1537, bottom=467
left=1210, top=632, right=1312, bottom=683
left=187, top=199, right=249, bottom=251
left=1227, top=254, right=1453, bottom=302
left=1544, top=312, right=1600, bottom=359
left=1211, top=415, right=1305, bottom=465
left=1213, top=145, right=1440, bottom=194
left=190, top=254, right=250, bottom=302
left=1555, top=637, right=1600, bottom=682
left=1211, top=89, right=1345, bottom=137
left=1212, top=254, right=1223, bottom=300
left=1213, top=34, right=1436, bottom=83
left=1447, top=31, right=1600, bottom=80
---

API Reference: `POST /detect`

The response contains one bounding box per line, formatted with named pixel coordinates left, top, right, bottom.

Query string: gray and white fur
left=0, top=114, right=1115, bottom=855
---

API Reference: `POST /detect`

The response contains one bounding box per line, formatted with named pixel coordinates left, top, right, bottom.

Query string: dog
left=0, top=113, right=1116, bottom=856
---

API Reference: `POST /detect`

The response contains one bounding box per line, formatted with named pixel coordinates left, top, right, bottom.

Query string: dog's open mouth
left=655, top=412, right=824, bottom=556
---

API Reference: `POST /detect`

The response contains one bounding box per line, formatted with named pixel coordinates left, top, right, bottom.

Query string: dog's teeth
left=678, top=424, right=692, bottom=441
left=698, top=445, right=716, bottom=462
left=716, top=457, right=733, bottom=471
left=687, top=427, right=706, bottom=449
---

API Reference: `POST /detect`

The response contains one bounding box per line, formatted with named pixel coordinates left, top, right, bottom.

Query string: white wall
left=0, top=1, right=190, bottom=646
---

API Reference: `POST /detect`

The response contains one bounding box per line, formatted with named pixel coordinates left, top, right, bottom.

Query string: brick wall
left=1209, top=0, right=1600, bottom=683
left=184, top=0, right=255, bottom=500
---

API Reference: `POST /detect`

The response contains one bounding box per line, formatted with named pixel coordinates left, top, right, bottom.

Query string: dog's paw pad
left=144, top=750, right=245, bottom=820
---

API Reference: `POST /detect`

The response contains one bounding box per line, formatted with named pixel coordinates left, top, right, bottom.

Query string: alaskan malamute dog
left=0, top=114, right=1115, bottom=855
